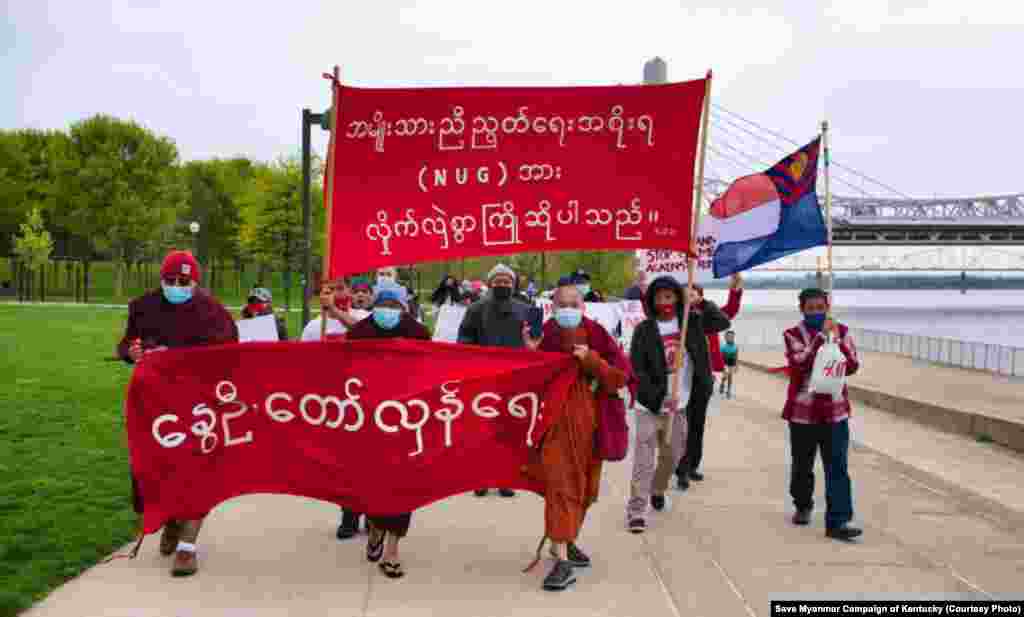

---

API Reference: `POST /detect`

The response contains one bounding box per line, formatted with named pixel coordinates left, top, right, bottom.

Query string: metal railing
left=736, top=325, right=1023, bottom=377
left=847, top=327, right=1023, bottom=377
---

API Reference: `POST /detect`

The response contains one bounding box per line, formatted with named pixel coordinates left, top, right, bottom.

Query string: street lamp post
left=302, top=107, right=331, bottom=327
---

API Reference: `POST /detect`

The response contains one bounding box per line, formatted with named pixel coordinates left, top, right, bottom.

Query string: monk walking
left=523, top=277, right=627, bottom=591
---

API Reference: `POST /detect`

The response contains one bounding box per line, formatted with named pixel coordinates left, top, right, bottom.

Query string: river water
left=700, top=289, right=1024, bottom=348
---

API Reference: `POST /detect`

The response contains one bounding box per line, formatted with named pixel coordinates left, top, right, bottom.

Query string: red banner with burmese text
left=126, top=340, right=578, bottom=534
left=326, top=78, right=708, bottom=277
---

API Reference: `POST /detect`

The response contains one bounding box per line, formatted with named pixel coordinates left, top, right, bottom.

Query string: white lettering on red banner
left=328, top=80, right=708, bottom=275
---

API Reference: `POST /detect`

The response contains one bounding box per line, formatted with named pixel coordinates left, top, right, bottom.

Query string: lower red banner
left=125, top=339, right=578, bottom=533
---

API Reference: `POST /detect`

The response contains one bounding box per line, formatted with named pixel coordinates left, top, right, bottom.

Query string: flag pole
left=321, top=65, right=341, bottom=341
left=664, top=70, right=712, bottom=449
left=822, top=120, right=834, bottom=320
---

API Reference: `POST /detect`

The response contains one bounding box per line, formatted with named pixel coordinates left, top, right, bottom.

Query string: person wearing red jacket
left=116, top=250, right=239, bottom=577
left=705, top=273, right=744, bottom=374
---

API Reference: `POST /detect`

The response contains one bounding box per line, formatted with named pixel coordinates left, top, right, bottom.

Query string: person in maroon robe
left=116, top=250, right=238, bottom=577
left=346, top=281, right=430, bottom=579
left=521, top=277, right=631, bottom=591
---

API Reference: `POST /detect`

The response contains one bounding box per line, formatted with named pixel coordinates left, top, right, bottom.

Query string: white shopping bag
left=808, top=336, right=848, bottom=400
left=669, top=352, right=695, bottom=411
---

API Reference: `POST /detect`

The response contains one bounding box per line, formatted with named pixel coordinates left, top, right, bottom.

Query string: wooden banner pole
left=321, top=65, right=341, bottom=341
left=664, top=70, right=712, bottom=449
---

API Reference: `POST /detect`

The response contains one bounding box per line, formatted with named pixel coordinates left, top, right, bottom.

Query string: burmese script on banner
left=326, top=79, right=709, bottom=276
left=125, top=340, right=577, bottom=533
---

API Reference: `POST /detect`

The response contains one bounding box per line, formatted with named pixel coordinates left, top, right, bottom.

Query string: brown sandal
left=379, top=560, right=404, bottom=579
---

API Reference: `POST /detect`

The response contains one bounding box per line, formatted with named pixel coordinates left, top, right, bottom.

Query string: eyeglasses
left=162, top=277, right=192, bottom=287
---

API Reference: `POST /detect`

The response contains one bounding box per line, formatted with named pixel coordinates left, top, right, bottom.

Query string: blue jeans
left=788, top=420, right=853, bottom=529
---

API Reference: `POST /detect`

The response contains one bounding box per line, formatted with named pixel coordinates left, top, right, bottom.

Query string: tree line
left=2, top=114, right=639, bottom=303
left=1, top=114, right=326, bottom=302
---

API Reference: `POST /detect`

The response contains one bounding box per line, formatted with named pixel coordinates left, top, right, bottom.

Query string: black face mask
left=492, top=286, right=513, bottom=301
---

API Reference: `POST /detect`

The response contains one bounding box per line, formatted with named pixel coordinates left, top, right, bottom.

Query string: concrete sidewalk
left=25, top=374, right=1024, bottom=617
left=741, top=349, right=1024, bottom=453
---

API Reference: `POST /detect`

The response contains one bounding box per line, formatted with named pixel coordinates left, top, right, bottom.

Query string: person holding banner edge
left=116, top=250, right=239, bottom=577
left=347, top=281, right=431, bottom=577
left=457, top=263, right=531, bottom=498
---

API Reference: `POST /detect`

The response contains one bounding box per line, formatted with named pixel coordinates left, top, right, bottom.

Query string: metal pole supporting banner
left=320, top=66, right=341, bottom=341
left=302, top=108, right=313, bottom=327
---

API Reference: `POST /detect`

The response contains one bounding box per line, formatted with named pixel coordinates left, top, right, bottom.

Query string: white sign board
left=236, top=314, right=280, bottom=343
left=618, top=300, right=647, bottom=351
left=432, top=304, right=467, bottom=343
left=535, top=299, right=622, bottom=337
left=636, top=218, right=720, bottom=285
left=434, top=301, right=623, bottom=343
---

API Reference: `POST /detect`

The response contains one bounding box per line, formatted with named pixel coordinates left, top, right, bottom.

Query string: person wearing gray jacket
left=457, top=263, right=531, bottom=497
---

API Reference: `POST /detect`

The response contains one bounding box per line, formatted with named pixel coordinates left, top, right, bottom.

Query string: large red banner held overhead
left=326, top=78, right=709, bottom=277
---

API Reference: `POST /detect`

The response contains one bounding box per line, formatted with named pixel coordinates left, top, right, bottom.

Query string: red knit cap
left=161, top=251, right=201, bottom=283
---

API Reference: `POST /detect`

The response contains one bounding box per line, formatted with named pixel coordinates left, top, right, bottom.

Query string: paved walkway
left=25, top=367, right=1024, bottom=617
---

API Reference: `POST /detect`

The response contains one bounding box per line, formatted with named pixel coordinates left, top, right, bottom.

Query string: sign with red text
left=636, top=218, right=719, bottom=285
left=125, top=340, right=577, bottom=533
left=326, top=79, right=709, bottom=277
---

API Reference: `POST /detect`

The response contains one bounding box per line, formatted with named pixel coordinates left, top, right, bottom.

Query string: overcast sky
left=4, top=1, right=1022, bottom=199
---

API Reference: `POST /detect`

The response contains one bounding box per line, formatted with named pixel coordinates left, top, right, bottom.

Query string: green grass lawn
left=0, top=303, right=327, bottom=616
left=0, top=305, right=138, bottom=616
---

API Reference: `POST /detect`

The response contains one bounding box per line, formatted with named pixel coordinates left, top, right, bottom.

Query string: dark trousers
left=789, top=420, right=854, bottom=529
left=368, top=513, right=412, bottom=538
left=675, top=379, right=713, bottom=475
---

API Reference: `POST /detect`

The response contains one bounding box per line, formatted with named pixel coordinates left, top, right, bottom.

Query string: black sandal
left=379, top=560, right=405, bottom=579
left=366, top=530, right=385, bottom=563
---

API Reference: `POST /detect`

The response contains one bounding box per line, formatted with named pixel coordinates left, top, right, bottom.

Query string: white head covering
left=487, top=263, right=515, bottom=283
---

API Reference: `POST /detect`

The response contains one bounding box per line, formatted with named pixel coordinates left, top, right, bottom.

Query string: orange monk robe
left=527, top=329, right=627, bottom=543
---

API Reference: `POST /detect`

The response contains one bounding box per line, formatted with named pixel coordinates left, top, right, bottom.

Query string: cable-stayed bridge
left=751, top=247, right=1024, bottom=272
left=701, top=94, right=1024, bottom=246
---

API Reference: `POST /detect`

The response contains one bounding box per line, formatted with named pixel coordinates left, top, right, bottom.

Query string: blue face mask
left=372, top=307, right=402, bottom=330
left=803, top=312, right=826, bottom=331
left=162, top=283, right=193, bottom=305
left=577, top=284, right=591, bottom=296
left=554, top=307, right=583, bottom=329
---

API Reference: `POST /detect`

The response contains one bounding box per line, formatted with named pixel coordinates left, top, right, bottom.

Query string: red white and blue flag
left=709, top=138, right=827, bottom=278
